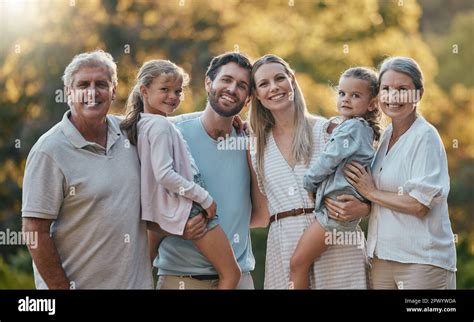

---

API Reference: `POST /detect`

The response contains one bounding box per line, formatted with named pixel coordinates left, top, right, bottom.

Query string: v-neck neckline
left=383, top=115, right=419, bottom=158
left=270, top=131, right=299, bottom=171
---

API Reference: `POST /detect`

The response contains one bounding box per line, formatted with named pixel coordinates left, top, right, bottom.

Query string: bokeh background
left=0, top=0, right=473, bottom=289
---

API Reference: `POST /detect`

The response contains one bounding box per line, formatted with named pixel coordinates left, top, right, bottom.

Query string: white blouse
left=367, top=115, right=456, bottom=272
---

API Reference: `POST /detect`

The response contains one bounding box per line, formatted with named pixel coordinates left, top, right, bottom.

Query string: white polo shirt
left=367, top=115, right=456, bottom=272
left=22, top=110, right=153, bottom=289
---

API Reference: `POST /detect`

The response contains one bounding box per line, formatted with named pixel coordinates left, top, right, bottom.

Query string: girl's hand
left=204, top=201, right=217, bottom=219
left=344, top=161, right=376, bottom=200
left=324, top=195, right=371, bottom=222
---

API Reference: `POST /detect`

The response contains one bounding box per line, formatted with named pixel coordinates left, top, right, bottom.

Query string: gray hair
left=378, top=56, right=424, bottom=90
left=62, top=50, right=118, bottom=87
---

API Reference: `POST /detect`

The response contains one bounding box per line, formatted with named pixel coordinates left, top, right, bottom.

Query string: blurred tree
left=0, top=0, right=472, bottom=288
left=431, top=12, right=474, bottom=91
left=0, top=256, right=35, bottom=289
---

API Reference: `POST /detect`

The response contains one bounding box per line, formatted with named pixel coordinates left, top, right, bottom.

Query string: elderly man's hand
left=182, top=213, right=208, bottom=240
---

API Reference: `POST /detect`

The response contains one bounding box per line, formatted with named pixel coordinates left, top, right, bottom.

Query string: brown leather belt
left=269, top=208, right=314, bottom=224
left=190, top=274, right=219, bottom=281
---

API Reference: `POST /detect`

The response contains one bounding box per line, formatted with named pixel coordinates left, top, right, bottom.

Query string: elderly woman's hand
left=344, top=161, right=377, bottom=200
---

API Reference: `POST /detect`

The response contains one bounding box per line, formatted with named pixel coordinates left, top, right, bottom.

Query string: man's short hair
left=205, top=52, right=252, bottom=82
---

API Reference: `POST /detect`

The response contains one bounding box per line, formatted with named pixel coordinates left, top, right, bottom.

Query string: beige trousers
left=156, top=272, right=255, bottom=290
left=371, top=257, right=456, bottom=289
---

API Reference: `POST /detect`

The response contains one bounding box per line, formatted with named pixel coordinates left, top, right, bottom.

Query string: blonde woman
left=249, top=54, right=371, bottom=289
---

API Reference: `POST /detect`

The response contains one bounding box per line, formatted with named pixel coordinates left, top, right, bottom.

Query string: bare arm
left=247, top=150, right=270, bottom=228
left=345, top=162, right=429, bottom=218
left=22, top=217, right=70, bottom=289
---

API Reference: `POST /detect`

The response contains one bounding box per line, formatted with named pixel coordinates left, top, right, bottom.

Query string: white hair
left=378, top=56, right=424, bottom=90
left=62, top=50, right=118, bottom=87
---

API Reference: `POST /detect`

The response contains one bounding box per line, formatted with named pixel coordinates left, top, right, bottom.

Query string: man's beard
left=208, top=87, right=246, bottom=117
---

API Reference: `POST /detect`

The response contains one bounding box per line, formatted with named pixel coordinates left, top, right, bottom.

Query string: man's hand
left=23, top=217, right=70, bottom=289
left=324, top=195, right=371, bottom=222
left=182, top=213, right=208, bottom=240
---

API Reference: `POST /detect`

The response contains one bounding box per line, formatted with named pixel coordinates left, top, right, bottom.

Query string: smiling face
left=254, top=62, right=294, bottom=112
left=205, top=62, right=250, bottom=117
left=68, top=65, right=115, bottom=120
left=379, top=69, right=423, bottom=122
left=141, top=73, right=183, bottom=116
left=337, top=76, right=375, bottom=119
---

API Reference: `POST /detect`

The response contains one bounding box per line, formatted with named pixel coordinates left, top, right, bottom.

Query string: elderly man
left=22, top=50, right=153, bottom=289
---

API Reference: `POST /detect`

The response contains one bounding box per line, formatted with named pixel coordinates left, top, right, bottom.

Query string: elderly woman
left=21, top=50, right=153, bottom=289
left=249, top=54, right=371, bottom=289
left=345, top=56, right=457, bottom=289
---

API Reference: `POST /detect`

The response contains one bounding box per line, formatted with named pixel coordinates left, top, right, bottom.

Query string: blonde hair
left=120, top=60, right=189, bottom=145
left=249, top=54, right=313, bottom=182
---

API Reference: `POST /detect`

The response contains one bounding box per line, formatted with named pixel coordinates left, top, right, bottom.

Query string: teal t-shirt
left=155, top=117, right=255, bottom=275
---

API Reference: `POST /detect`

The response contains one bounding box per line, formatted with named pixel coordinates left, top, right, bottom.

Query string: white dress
left=251, top=117, right=369, bottom=289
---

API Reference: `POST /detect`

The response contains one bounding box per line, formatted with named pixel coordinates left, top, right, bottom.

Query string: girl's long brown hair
left=120, top=60, right=189, bottom=145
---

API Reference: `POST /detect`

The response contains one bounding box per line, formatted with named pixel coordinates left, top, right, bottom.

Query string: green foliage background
left=0, top=0, right=472, bottom=289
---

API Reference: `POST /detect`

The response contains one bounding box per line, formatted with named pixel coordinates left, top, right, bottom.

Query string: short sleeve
left=22, top=150, right=65, bottom=219
left=403, top=129, right=449, bottom=208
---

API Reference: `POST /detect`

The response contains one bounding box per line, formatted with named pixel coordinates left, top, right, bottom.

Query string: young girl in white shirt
left=121, top=60, right=241, bottom=289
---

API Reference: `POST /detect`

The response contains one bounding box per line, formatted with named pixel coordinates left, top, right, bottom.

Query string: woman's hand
left=308, top=191, right=316, bottom=202
left=232, top=115, right=250, bottom=135
left=324, top=195, right=371, bottom=222
left=344, top=161, right=377, bottom=200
